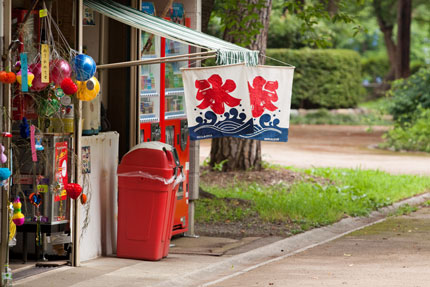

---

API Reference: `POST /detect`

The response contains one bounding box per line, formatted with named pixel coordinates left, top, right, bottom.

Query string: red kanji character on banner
left=248, top=76, right=279, bottom=118
left=195, top=74, right=241, bottom=114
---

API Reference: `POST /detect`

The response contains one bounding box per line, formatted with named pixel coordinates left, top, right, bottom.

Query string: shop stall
left=0, top=0, right=260, bottom=282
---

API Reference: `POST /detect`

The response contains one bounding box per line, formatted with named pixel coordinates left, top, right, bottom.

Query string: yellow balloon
left=16, top=72, right=35, bottom=87
left=77, top=77, right=100, bottom=101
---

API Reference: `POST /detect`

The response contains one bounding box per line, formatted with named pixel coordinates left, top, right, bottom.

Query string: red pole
left=160, top=37, right=166, bottom=143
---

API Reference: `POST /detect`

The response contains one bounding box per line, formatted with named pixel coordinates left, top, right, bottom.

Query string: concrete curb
left=155, top=192, right=430, bottom=287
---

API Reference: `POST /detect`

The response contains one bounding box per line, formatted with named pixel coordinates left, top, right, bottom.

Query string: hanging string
left=262, top=53, right=295, bottom=68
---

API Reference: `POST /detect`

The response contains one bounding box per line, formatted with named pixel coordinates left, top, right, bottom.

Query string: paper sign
left=41, top=44, right=50, bottom=83
left=20, top=53, right=28, bottom=92
left=39, top=9, right=48, bottom=18
left=30, top=125, right=37, bottom=162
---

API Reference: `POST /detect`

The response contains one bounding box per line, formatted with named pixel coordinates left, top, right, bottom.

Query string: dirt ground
left=195, top=125, right=430, bottom=239
left=196, top=166, right=333, bottom=238
left=200, top=125, right=430, bottom=175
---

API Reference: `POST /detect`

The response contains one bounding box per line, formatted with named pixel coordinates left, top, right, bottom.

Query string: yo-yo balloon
left=77, top=77, right=100, bottom=101
left=72, top=54, right=96, bottom=81
left=50, top=58, right=72, bottom=86
left=29, top=63, right=49, bottom=91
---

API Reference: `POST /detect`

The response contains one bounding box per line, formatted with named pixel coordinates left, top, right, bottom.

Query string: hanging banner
left=182, top=64, right=254, bottom=140
left=182, top=64, right=294, bottom=142
left=239, top=65, right=294, bottom=142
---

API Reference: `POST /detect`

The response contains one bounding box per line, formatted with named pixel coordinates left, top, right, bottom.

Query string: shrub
left=361, top=54, right=390, bottom=82
left=382, top=108, right=430, bottom=152
left=266, top=48, right=363, bottom=109
left=387, top=68, right=430, bottom=124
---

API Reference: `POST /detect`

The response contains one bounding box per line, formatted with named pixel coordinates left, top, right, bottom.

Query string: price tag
left=39, top=9, right=48, bottom=18
left=41, top=44, right=50, bottom=83
left=20, top=53, right=28, bottom=92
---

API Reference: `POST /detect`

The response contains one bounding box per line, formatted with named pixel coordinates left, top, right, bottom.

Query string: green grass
left=358, top=97, right=391, bottom=113
left=197, top=167, right=430, bottom=230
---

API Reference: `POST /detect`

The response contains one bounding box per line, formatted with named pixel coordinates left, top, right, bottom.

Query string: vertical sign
left=41, top=44, right=50, bottom=83
left=54, top=142, right=68, bottom=202
left=20, top=53, right=28, bottom=92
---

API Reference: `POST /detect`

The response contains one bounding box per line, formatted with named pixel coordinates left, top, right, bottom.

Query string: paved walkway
left=208, top=206, right=430, bottom=287
left=14, top=194, right=430, bottom=287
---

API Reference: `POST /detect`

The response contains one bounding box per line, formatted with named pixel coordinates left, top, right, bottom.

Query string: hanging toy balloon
left=0, top=144, right=7, bottom=163
left=29, top=193, right=42, bottom=207
left=65, top=183, right=83, bottom=200
left=50, top=58, right=72, bottom=86
left=72, top=54, right=96, bottom=81
left=16, top=69, right=34, bottom=87
left=61, top=77, right=78, bottom=95
left=29, top=63, right=49, bottom=91
left=0, top=168, right=11, bottom=181
left=19, top=117, right=30, bottom=139
left=80, top=193, right=87, bottom=205
left=0, top=71, right=16, bottom=84
left=12, top=197, right=25, bottom=226
left=77, top=77, right=100, bottom=101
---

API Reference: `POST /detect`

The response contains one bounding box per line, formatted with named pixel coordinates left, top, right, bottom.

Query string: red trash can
left=117, top=142, right=182, bottom=261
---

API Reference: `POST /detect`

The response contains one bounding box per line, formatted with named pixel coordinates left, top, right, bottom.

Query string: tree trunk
left=396, top=0, right=412, bottom=79
left=209, top=0, right=272, bottom=171
left=373, top=0, right=412, bottom=80
left=201, top=0, right=215, bottom=33
left=373, top=0, right=397, bottom=81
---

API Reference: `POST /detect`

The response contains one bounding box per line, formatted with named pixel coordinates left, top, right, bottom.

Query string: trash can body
left=117, top=142, right=180, bottom=261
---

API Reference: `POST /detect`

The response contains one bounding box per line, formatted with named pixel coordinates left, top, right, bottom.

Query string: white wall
left=79, top=132, right=119, bottom=262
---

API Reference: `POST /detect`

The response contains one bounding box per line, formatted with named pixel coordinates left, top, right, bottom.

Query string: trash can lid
left=125, top=141, right=174, bottom=156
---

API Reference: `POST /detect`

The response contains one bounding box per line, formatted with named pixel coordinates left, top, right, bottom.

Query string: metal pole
left=72, top=0, right=83, bottom=267
left=96, top=51, right=216, bottom=70
left=1, top=0, right=12, bottom=283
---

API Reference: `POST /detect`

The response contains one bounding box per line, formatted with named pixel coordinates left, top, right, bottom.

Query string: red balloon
left=65, top=183, right=83, bottom=200
left=61, top=77, right=78, bottom=95
left=29, top=63, right=49, bottom=91
left=50, top=59, right=72, bottom=86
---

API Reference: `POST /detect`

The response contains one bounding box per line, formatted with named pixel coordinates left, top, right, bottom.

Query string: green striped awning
left=83, top=0, right=259, bottom=65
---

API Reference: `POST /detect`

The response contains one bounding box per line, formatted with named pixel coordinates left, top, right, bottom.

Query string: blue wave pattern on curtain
left=83, top=0, right=259, bottom=66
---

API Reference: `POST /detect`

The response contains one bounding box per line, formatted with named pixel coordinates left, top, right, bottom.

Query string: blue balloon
left=72, top=54, right=96, bottom=81
left=0, top=168, right=11, bottom=181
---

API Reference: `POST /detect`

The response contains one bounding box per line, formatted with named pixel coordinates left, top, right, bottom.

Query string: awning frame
left=83, top=0, right=259, bottom=66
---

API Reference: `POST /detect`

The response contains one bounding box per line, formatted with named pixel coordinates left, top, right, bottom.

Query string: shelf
left=165, top=111, right=186, bottom=120
left=165, top=88, right=184, bottom=96
left=141, top=90, right=159, bottom=97
left=140, top=114, right=159, bottom=123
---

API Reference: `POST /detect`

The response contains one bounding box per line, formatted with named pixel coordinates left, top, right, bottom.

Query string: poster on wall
left=181, top=64, right=254, bottom=140
left=182, top=64, right=294, bottom=142
left=83, top=7, right=96, bottom=26
left=54, top=142, right=68, bottom=202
